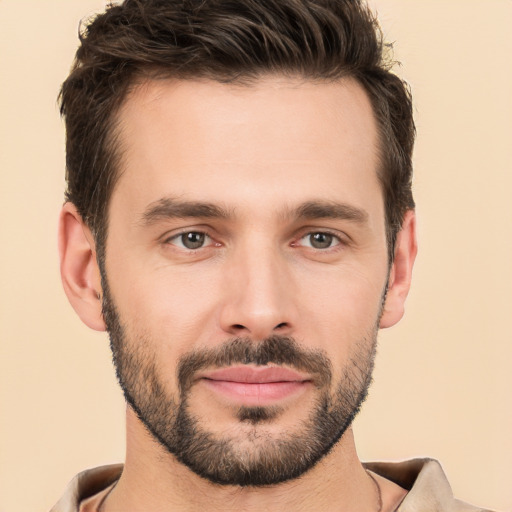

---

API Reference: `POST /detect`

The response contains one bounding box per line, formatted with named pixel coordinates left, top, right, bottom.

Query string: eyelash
left=294, top=231, right=343, bottom=251
left=164, top=230, right=217, bottom=250
left=163, top=229, right=346, bottom=253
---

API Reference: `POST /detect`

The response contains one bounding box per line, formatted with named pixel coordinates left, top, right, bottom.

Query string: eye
left=168, top=231, right=212, bottom=250
left=299, top=232, right=341, bottom=250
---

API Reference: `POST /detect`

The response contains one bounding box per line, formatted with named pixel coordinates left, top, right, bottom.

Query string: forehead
left=112, top=76, right=382, bottom=221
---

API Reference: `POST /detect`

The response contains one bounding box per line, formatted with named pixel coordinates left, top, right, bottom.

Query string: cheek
left=296, top=264, right=385, bottom=352
left=109, top=260, right=222, bottom=356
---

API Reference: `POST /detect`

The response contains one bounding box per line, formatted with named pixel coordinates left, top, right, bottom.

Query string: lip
left=201, top=366, right=309, bottom=383
left=198, top=366, right=312, bottom=406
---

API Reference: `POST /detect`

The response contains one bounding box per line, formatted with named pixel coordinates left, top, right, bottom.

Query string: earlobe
left=379, top=210, right=417, bottom=329
left=58, top=203, right=106, bottom=331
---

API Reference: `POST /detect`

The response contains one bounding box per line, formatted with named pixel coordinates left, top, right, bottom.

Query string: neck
left=103, top=408, right=401, bottom=512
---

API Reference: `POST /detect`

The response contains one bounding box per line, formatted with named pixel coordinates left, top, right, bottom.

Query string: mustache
left=177, top=335, right=332, bottom=394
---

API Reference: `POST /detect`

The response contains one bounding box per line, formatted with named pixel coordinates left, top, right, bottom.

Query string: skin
left=59, top=76, right=417, bottom=511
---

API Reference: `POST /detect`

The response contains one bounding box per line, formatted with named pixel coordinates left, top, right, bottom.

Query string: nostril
left=232, top=324, right=246, bottom=330
left=274, top=322, right=288, bottom=330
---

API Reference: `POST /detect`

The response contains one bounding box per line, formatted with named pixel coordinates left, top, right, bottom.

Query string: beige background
left=0, top=1, right=511, bottom=511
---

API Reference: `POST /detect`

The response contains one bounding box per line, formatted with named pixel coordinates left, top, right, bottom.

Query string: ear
left=58, top=202, right=106, bottom=331
left=379, top=209, right=417, bottom=329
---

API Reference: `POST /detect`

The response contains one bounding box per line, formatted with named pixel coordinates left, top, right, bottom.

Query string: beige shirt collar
left=50, top=458, right=493, bottom=512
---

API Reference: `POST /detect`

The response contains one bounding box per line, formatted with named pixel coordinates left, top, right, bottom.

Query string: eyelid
left=293, top=227, right=348, bottom=244
left=161, top=228, right=218, bottom=249
left=159, top=225, right=349, bottom=251
left=159, top=223, right=210, bottom=241
left=301, top=232, right=339, bottom=248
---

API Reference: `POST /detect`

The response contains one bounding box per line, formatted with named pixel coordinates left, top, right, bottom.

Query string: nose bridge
left=220, top=233, right=295, bottom=339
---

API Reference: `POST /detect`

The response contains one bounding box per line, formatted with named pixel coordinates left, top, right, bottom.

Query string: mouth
left=197, top=366, right=313, bottom=406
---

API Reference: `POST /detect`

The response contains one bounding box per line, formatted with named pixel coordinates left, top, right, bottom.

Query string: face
left=102, top=77, right=391, bottom=486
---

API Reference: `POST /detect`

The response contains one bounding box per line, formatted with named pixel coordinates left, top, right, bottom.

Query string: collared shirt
left=50, top=458, right=494, bottom=512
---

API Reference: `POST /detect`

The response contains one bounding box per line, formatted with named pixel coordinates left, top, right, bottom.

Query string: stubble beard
left=102, top=283, right=378, bottom=487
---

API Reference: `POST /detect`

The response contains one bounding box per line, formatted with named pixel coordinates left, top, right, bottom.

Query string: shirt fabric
left=50, top=458, right=494, bottom=512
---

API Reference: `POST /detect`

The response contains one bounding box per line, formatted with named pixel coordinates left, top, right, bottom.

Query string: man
left=51, top=0, right=492, bottom=511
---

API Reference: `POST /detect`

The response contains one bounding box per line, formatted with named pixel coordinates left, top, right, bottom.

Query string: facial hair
left=102, top=283, right=378, bottom=487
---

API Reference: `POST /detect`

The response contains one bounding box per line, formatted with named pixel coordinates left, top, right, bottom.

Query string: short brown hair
left=60, top=0, right=415, bottom=263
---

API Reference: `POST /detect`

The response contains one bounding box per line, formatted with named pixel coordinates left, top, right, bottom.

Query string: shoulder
left=364, top=458, right=497, bottom=512
left=49, top=464, right=123, bottom=512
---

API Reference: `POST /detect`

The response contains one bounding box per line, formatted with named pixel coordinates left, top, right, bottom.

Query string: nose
left=219, top=242, right=297, bottom=341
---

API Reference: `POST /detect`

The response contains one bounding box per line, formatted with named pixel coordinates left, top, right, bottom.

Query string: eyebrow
left=140, top=197, right=368, bottom=226
left=292, top=200, right=369, bottom=224
left=141, top=197, right=233, bottom=225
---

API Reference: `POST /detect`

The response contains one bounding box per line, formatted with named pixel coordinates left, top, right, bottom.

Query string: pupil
left=311, top=233, right=332, bottom=249
left=183, top=232, right=205, bottom=249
